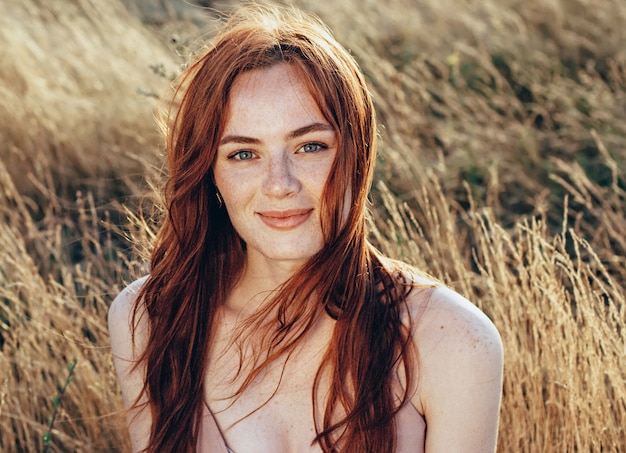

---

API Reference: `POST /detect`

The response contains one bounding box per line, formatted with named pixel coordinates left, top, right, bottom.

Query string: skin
left=213, top=63, right=339, bottom=309
left=108, top=63, right=503, bottom=453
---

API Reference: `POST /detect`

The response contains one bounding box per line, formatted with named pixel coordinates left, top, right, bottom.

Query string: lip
left=257, top=209, right=313, bottom=230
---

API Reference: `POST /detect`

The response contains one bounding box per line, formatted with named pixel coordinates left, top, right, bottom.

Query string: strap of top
left=197, top=401, right=230, bottom=453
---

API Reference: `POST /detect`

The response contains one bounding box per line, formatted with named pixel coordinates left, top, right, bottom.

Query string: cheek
left=213, top=172, right=256, bottom=231
left=214, top=168, right=240, bottom=205
left=219, top=185, right=247, bottom=215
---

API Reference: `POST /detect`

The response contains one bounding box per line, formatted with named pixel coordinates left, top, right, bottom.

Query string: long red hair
left=134, top=4, right=415, bottom=452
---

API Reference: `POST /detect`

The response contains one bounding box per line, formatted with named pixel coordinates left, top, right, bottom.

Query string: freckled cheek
left=308, top=163, right=336, bottom=193
left=213, top=168, right=256, bottom=208
left=218, top=184, right=255, bottom=212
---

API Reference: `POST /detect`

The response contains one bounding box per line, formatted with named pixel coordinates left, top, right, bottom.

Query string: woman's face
left=213, top=63, right=338, bottom=269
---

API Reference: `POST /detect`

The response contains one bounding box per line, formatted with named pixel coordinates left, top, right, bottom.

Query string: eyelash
left=226, top=142, right=328, bottom=160
left=228, top=150, right=255, bottom=160
left=300, top=142, right=328, bottom=153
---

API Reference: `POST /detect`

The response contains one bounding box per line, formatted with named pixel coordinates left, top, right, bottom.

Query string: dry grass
left=0, top=0, right=624, bottom=451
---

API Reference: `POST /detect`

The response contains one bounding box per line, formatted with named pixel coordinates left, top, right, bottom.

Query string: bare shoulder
left=408, top=283, right=502, bottom=359
left=108, top=276, right=150, bottom=351
left=108, top=275, right=151, bottom=365
left=404, top=280, right=504, bottom=452
left=389, top=263, right=502, bottom=360
left=108, top=276, right=152, bottom=452
left=108, top=276, right=149, bottom=330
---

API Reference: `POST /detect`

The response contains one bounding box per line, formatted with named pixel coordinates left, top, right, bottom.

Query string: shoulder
left=108, top=275, right=150, bottom=362
left=408, top=283, right=502, bottom=361
left=108, top=275, right=149, bottom=324
left=108, top=276, right=149, bottom=336
left=405, top=281, right=503, bottom=451
left=392, top=265, right=503, bottom=382
left=108, top=276, right=153, bottom=452
left=390, top=262, right=502, bottom=357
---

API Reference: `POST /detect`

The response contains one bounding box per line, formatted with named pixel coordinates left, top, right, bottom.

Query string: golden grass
left=0, top=0, right=624, bottom=451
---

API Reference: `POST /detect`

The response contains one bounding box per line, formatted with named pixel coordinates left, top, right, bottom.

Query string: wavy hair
left=133, top=4, right=415, bottom=452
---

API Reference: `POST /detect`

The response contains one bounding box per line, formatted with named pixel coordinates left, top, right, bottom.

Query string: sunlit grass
left=0, top=0, right=624, bottom=451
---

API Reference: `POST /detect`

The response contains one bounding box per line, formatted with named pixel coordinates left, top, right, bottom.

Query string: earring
left=215, top=191, right=224, bottom=208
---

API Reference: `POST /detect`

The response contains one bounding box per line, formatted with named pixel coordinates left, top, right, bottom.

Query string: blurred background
left=0, top=0, right=624, bottom=451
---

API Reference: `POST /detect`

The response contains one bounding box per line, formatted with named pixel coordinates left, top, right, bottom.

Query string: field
left=0, top=0, right=624, bottom=451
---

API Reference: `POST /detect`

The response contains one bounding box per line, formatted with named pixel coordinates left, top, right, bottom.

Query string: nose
left=262, top=153, right=301, bottom=198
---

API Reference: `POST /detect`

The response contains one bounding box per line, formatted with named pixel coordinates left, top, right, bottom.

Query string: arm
left=108, top=276, right=152, bottom=453
left=411, top=285, right=503, bottom=453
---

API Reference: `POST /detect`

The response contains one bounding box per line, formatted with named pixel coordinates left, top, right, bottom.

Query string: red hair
left=134, top=4, right=415, bottom=452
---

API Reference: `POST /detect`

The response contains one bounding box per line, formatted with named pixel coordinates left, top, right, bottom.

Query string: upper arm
left=410, top=286, right=503, bottom=453
left=108, top=276, right=152, bottom=453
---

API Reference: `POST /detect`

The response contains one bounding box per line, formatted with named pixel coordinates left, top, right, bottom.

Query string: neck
left=224, top=253, right=306, bottom=315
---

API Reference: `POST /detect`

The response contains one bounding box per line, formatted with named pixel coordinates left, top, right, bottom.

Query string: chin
left=252, top=241, right=324, bottom=265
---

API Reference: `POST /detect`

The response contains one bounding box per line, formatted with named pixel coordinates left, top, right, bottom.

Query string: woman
left=108, top=4, right=503, bottom=453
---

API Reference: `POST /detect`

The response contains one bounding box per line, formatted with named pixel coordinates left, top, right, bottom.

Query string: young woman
left=108, top=4, right=503, bottom=453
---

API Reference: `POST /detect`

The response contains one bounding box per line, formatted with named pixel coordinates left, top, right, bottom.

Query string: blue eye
left=230, top=150, right=255, bottom=160
left=301, top=143, right=326, bottom=153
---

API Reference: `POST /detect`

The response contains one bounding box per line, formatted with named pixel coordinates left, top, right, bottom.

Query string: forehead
left=222, top=63, right=328, bottom=133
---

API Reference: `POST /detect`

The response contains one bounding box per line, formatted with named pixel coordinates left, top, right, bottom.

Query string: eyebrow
left=218, top=122, right=335, bottom=146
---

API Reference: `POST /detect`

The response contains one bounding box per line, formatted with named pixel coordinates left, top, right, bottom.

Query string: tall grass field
left=0, top=0, right=624, bottom=451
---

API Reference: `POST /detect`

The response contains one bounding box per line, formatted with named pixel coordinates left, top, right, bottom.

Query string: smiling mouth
left=257, top=209, right=313, bottom=230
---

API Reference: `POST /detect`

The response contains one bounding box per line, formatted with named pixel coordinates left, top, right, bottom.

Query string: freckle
left=440, top=325, right=444, bottom=330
